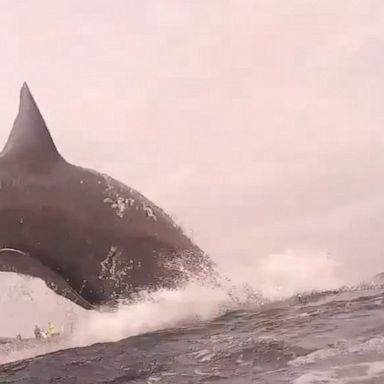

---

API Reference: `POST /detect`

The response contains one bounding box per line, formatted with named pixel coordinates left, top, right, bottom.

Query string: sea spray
left=0, top=248, right=352, bottom=364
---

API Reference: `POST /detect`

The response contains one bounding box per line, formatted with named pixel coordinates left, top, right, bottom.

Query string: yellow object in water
left=46, top=322, right=55, bottom=337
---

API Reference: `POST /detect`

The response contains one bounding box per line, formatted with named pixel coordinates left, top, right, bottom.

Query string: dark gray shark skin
left=0, top=83, right=213, bottom=310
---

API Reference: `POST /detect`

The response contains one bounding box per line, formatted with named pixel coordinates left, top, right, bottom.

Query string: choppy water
left=1, top=285, right=384, bottom=384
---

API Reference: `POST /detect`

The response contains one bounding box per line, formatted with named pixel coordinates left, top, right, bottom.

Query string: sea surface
left=1, top=283, right=384, bottom=384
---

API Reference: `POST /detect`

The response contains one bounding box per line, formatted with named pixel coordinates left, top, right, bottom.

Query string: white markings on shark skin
left=103, top=195, right=132, bottom=218
left=142, top=204, right=157, bottom=221
left=48, top=281, right=58, bottom=291
left=99, top=245, right=117, bottom=280
left=0, top=248, right=27, bottom=256
left=79, top=279, right=87, bottom=294
left=114, top=197, right=133, bottom=218
left=101, top=174, right=158, bottom=221
left=19, top=217, right=24, bottom=224
left=99, top=174, right=188, bottom=232
left=102, top=175, right=135, bottom=218
left=99, top=245, right=130, bottom=286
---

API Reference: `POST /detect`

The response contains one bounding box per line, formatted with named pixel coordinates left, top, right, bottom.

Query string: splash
left=71, top=282, right=232, bottom=346
left=214, top=248, right=345, bottom=302
left=253, top=249, right=343, bottom=300
left=66, top=248, right=346, bottom=347
left=0, top=248, right=349, bottom=363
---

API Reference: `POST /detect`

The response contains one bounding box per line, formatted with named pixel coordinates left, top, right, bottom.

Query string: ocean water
left=0, top=251, right=383, bottom=383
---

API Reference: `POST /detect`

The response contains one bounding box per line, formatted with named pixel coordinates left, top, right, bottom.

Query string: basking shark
left=0, top=83, right=213, bottom=310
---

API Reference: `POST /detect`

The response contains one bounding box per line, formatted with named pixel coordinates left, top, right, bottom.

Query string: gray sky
left=1, top=0, right=384, bottom=283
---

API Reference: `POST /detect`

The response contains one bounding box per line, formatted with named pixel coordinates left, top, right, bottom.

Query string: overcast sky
left=1, top=0, right=384, bottom=282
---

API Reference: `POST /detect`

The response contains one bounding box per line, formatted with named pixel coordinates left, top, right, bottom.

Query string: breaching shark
left=0, top=83, right=213, bottom=310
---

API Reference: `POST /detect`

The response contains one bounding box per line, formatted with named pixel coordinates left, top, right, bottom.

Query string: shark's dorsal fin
left=1, top=82, right=63, bottom=164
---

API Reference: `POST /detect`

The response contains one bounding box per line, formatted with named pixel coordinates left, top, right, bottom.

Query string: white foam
left=293, top=371, right=339, bottom=384
left=70, top=282, right=233, bottom=346
left=289, top=347, right=340, bottom=367
left=294, top=361, right=384, bottom=384
left=290, top=336, right=384, bottom=368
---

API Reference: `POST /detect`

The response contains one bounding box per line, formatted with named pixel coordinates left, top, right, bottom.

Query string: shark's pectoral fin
left=0, top=248, right=94, bottom=310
